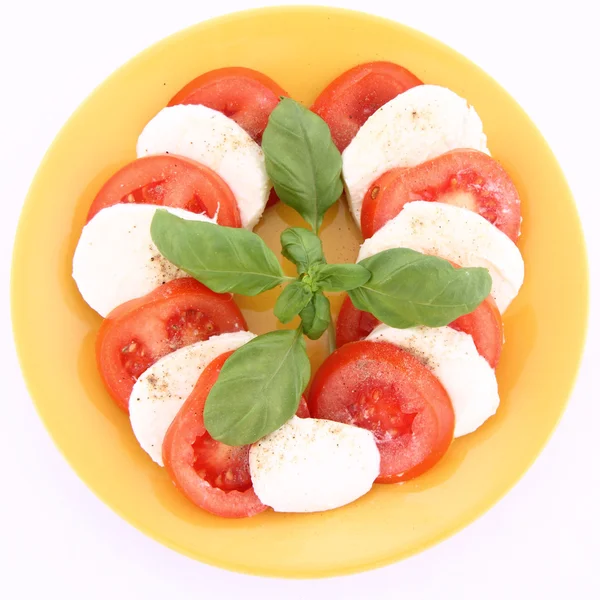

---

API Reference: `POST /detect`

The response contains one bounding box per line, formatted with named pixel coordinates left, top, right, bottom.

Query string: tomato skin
left=335, top=294, right=380, bottom=348
left=361, top=149, right=521, bottom=242
left=162, top=351, right=310, bottom=518
left=335, top=294, right=503, bottom=368
left=96, top=279, right=247, bottom=413
left=86, top=155, right=241, bottom=227
left=311, top=61, right=422, bottom=152
left=450, top=297, right=503, bottom=368
left=308, top=341, right=455, bottom=483
left=163, top=351, right=268, bottom=518
left=168, top=67, right=287, bottom=143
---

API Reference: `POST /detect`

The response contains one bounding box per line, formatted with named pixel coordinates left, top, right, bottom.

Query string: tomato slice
left=86, top=155, right=241, bottom=226
left=163, top=351, right=310, bottom=518
left=168, top=67, right=287, bottom=143
left=308, top=341, right=455, bottom=483
left=336, top=294, right=503, bottom=368
left=162, top=351, right=267, bottom=518
left=96, top=278, right=247, bottom=413
left=361, top=149, right=521, bottom=242
left=311, top=61, right=422, bottom=152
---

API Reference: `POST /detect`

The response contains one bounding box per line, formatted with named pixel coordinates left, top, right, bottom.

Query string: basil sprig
left=274, top=281, right=313, bottom=324
left=349, top=249, right=492, bottom=328
left=203, top=329, right=310, bottom=446
left=299, top=293, right=331, bottom=340
left=310, top=263, right=371, bottom=293
left=280, top=227, right=325, bottom=274
left=148, top=99, right=494, bottom=447
left=262, top=98, right=343, bottom=233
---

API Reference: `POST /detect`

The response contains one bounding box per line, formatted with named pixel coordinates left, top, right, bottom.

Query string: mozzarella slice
left=72, top=203, right=212, bottom=317
left=357, top=201, right=524, bottom=313
left=366, top=324, right=499, bottom=437
left=137, top=104, right=269, bottom=230
left=343, top=85, right=489, bottom=225
left=250, top=416, right=380, bottom=513
left=129, top=331, right=255, bottom=466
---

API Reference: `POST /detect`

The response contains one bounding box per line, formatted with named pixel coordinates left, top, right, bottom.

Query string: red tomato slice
left=162, top=351, right=267, bottom=518
left=311, top=61, right=422, bottom=152
left=86, top=155, right=241, bottom=227
left=308, top=341, right=455, bottom=483
left=168, top=67, right=287, bottom=143
left=335, top=293, right=503, bottom=368
left=361, top=149, right=521, bottom=242
left=96, top=278, right=247, bottom=413
left=163, top=351, right=311, bottom=518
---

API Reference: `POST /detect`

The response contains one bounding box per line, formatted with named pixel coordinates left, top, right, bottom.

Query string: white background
left=1, top=0, right=598, bottom=598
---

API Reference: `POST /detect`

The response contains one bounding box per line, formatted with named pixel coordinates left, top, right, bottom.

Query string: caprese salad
left=72, top=62, right=524, bottom=518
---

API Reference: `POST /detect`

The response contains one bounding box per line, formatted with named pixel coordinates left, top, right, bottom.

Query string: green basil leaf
left=151, top=210, right=285, bottom=295
left=274, top=282, right=313, bottom=324
left=299, top=292, right=331, bottom=340
left=280, top=227, right=325, bottom=274
left=349, top=248, right=492, bottom=328
left=203, top=330, right=310, bottom=446
left=311, top=263, right=371, bottom=292
left=262, top=98, right=343, bottom=232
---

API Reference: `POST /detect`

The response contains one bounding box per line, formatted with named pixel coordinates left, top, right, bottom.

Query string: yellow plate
left=11, top=7, right=588, bottom=578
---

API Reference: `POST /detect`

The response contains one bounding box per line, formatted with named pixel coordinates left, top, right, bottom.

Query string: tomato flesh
left=336, top=293, right=503, bottom=368
left=96, top=279, right=247, bottom=413
left=163, top=351, right=310, bottom=517
left=361, top=149, right=521, bottom=242
left=86, top=155, right=241, bottom=227
left=168, top=67, right=287, bottom=143
left=308, top=341, right=455, bottom=483
left=311, top=61, right=422, bottom=152
left=192, top=432, right=253, bottom=493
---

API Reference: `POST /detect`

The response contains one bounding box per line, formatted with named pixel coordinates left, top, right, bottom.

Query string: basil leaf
left=203, top=330, right=310, bottom=446
left=349, top=248, right=492, bottom=328
left=263, top=98, right=343, bottom=232
left=299, top=293, right=331, bottom=340
left=151, top=210, right=285, bottom=295
left=280, top=227, right=325, bottom=274
left=311, top=263, right=371, bottom=292
left=274, top=282, right=313, bottom=324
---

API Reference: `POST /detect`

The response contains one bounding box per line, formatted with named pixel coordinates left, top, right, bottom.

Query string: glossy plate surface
left=11, top=7, right=588, bottom=578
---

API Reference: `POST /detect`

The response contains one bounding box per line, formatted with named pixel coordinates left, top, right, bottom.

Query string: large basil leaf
left=349, top=248, right=492, bottom=328
left=151, top=210, right=286, bottom=295
left=299, top=292, right=331, bottom=340
left=203, top=330, right=311, bottom=446
left=280, top=227, right=325, bottom=274
left=262, top=98, right=343, bottom=232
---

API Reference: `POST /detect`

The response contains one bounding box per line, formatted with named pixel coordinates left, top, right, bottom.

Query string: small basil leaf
left=203, top=330, right=310, bottom=446
left=349, top=248, right=492, bottom=328
left=263, top=98, right=343, bottom=232
left=151, top=210, right=285, bottom=296
left=311, top=263, right=371, bottom=292
left=280, top=227, right=325, bottom=274
left=274, top=282, right=313, bottom=324
left=299, top=292, right=331, bottom=340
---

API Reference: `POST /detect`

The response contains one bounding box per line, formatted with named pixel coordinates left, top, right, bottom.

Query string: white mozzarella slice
left=249, top=416, right=380, bottom=513
left=342, top=85, right=489, bottom=225
left=129, top=331, right=255, bottom=466
left=72, top=203, right=212, bottom=317
left=137, top=104, right=269, bottom=229
left=366, top=324, right=499, bottom=437
left=357, top=201, right=524, bottom=313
